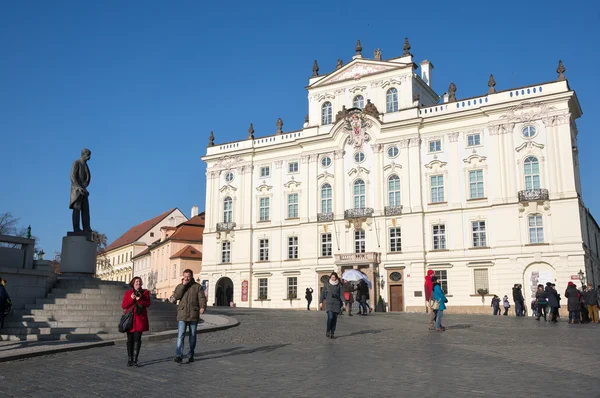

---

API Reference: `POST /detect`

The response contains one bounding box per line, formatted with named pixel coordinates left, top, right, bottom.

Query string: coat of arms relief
left=344, top=109, right=372, bottom=148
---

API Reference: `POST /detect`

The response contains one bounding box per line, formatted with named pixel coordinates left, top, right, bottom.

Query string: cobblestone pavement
left=1, top=309, right=598, bottom=397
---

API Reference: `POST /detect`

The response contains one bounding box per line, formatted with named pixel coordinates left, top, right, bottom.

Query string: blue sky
left=1, top=0, right=599, bottom=255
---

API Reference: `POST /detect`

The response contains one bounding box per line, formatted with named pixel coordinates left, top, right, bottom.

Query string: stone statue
left=374, top=48, right=381, bottom=61
left=355, top=39, right=362, bottom=56
left=248, top=123, right=255, bottom=139
left=336, top=59, right=343, bottom=70
left=208, top=131, right=215, bottom=147
left=304, top=114, right=309, bottom=124
left=312, top=60, right=319, bottom=77
left=403, top=37, right=412, bottom=56
left=335, top=105, right=348, bottom=122
left=364, top=100, right=381, bottom=119
left=448, top=82, right=457, bottom=102
left=276, top=118, right=283, bottom=135
left=488, top=74, right=496, bottom=94
left=557, top=60, right=566, bottom=81
left=70, top=148, right=92, bottom=233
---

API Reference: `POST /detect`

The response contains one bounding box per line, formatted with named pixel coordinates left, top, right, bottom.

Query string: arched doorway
left=522, top=262, right=555, bottom=303
left=215, top=277, right=234, bottom=306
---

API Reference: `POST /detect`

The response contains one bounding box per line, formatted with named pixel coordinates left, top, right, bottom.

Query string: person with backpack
left=0, top=276, right=12, bottom=330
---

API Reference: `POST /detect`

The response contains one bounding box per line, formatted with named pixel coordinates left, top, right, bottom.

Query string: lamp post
left=577, top=269, right=586, bottom=287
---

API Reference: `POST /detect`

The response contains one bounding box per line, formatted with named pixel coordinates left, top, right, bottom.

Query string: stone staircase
left=0, top=276, right=178, bottom=342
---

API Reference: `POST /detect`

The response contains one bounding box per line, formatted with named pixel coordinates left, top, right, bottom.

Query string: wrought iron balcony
left=384, top=205, right=403, bottom=216
left=344, top=208, right=374, bottom=219
left=317, top=212, right=334, bottom=222
left=216, top=222, right=236, bottom=231
left=518, top=189, right=549, bottom=202
left=335, top=252, right=380, bottom=264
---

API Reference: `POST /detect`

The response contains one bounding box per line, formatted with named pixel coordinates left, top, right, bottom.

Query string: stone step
left=0, top=332, right=127, bottom=342
left=35, top=298, right=124, bottom=306
left=15, top=313, right=175, bottom=323
left=49, top=287, right=128, bottom=296
left=22, top=307, right=175, bottom=317
left=3, top=319, right=175, bottom=329
left=25, top=302, right=177, bottom=311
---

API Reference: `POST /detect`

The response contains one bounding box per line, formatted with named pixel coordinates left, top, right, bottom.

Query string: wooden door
left=389, top=284, right=404, bottom=312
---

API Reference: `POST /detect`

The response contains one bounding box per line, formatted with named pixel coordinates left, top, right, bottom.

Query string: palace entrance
left=215, top=277, right=234, bottom=306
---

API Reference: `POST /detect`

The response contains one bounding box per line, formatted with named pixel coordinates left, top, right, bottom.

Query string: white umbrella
left=341, top=270, right=373, bottom=288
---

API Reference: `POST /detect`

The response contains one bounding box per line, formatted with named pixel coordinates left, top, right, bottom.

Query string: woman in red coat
left=121, top=277, right=151, bottom=366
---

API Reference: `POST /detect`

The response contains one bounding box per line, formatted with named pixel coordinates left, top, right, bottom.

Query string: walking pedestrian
left=583, top=283, right=599, bottom=323
left=121, top=277, right=151, bottom=367
left=357, top=279, right=369, bottom=315
left=342, top=280, right=354, bottom=316
left=502, top=295, right=510, bottom=316
left=424, top=269, right=435, bottom=330
left=491, top=295, right=501, bottom=316
left=431, top=275, right=447, bottom=331
left=320, top=272, right=345, bottom=339
left=545, top=282, right=559, bottom=323
left=305, top=287, right=313, bottom=310
left=173, top=269, right=207, bottom=363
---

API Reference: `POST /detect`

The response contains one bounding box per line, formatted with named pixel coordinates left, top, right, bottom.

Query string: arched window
left=388, top=175, right=401, bottom=206
left=223, top=197, right=233, bottom=222
left=524, top=156, right=540, bottom=190
left=528, top=214, right=544, bottom=244
left=353, top=179, right=366, bottom=209
left=386, top=88, right=398, bottom=113
left=321, top=102, right=332, bottom=125
left=321, top=183, right=332, bottom=213
left=353, top=95, right=364, bottom=109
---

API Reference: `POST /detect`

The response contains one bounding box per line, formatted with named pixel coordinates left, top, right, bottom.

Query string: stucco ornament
left=344, top=109, right=372, bottom=148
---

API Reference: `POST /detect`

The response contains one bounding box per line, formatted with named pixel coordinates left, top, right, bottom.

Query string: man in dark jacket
left=545, top=282, right=559, bottom=323
left=512, top=284, right=525, bottom=316
left=583, top=283, right=599, bottom=323
left=172, top=269, right=207, bottom=363
left=0, top=276, right=9, bottom=329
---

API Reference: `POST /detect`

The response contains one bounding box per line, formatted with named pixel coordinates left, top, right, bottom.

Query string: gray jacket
left=583, top=289, right=598, bottom=306
left=321, top=282, right=346, bottom=313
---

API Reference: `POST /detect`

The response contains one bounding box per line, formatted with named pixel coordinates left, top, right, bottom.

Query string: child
left=503, top=295, right=511, bottom=316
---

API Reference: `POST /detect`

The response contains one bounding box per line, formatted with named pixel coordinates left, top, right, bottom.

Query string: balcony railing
left=335, top=252, right=380, bottom=264
left=344, top=208, right=374, bottom=219
left=384, top=205, right=403, bottom=216
left=317, top=212, right=334, bottom=222
left=216, top=222, right=236, bottom=231
left=518, top=189, right=549, bottom=202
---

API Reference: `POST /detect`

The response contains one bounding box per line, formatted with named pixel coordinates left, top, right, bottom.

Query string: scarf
left=329, top=279, right=339, bottom=286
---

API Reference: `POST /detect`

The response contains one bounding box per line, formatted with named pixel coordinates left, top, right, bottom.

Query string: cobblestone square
left=1, top=309, right=598, bottom=397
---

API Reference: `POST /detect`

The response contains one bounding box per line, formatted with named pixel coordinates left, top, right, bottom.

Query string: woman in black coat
left=305, top=287, right=313, bottom=311
left=565, top=282, right=581, bottom=324
left=545, top=283, right=559, bottom=323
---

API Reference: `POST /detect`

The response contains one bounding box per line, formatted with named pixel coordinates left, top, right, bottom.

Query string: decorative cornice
left=317, top=171, right=334, bottom=181
left=348, top=166, right=371, bottom=178
left=515, top=141, right=545, bottom=153
left=255, top=183, right=273, bottom=193
left=274, top=160, right=283, bottom=169
left=542, top=112, right=571, bottom=127
left=383, top=162, right=402, bottom=172
left=409, top=137, right=421, bottom=147
left=334, top=150, right=345, bottom=159
left=488, top=123, right=514, bottom=135
left=424, top=160, right=448, bottom=170
left=348, top=85, right=367, bottom=93
left=462, top=154, right=488, bottom=167
left=283, top=180, right=302, bottom=189
left=447, top=132, right=460, bottom=142
left=500, top=101, right=556, bottom=124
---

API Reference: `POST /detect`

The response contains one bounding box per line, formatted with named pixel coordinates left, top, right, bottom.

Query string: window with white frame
left=288, top=161, right=298, bottom=173
left=474, top=268, right=489, bottom=293
left=430, top=175, right=445, bottom=203
left=432, top=224, right=446, bottom=250
left=386, top=88, right=398, bottom=112
left=287, top=277, right=298, bottom=299
left=322, top=102, right=332, bottom=125
left=354, top=229, right=366, bottom=253
left=321, top=233, right=332, bottom=257
left=528, top=214, right=544, bottom=244
left=223, top=196, right=233, bottom=222
left=288, top=236, right=299, bottom=259
left=469, top=170, right=485, bottom=199
left=258, top=278, right=268, bottom=299
left=434, top=270, right=448, bottom=294
left=353, top=95, right=364, bottom=109
left=389, top=227, right=401, bottom=252
left=259, top=239, right=269, bottom=261
left=467, top=133, right=481, bottom=147
left=472, top=221, right=487, bottom=247
left=221, top=241, right=231, bottom=263
left=287, top=193, right=299, bottom=218
left=353, top=179, right=366, bottom=209
left=388, top=175, right=401, bottom=206
left=524, top=156, right=540, bottom=190
left=429, top=139, right=442, bottom=152
left=259, top=197, right=270, bottom=221
left=260, top=166, right=270, bottom=178
left=321, top=183, right=332, bottom=213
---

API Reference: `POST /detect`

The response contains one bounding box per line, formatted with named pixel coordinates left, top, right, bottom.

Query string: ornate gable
left=310, top=60, right=401, bottom=88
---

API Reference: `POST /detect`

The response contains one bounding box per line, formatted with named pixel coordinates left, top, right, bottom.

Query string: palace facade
left=199, top=40, right=599, bottom=313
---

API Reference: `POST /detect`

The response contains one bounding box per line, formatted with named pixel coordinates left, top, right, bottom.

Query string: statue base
left=60, top=234, right=96, bottom=274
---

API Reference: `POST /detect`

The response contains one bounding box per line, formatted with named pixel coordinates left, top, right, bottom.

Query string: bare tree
left=0, top=212, right=19, bottom=235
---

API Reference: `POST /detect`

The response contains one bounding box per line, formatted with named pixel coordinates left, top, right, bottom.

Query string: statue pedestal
left=60, top=234, right=96, bottom=274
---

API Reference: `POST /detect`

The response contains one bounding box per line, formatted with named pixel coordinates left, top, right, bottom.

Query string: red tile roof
left=104, top=208, right=180, bottom=252
left=182, top=213, right=205, bottom=226
left=170, top=245, right=203, bottom=260
left=168, top=223, right=205, bottom=242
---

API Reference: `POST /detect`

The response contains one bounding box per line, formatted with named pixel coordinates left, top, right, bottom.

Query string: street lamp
left=577, top=269, right=586, bottom=287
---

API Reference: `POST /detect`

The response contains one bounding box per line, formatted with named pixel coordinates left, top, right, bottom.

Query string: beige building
left=199, top=40, right=599, bottom=313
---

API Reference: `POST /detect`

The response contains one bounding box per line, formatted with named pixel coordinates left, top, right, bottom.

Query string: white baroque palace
left=200, top=41, right=600, bottom=313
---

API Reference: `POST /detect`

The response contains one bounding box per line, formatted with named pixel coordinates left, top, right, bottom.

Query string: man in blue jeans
left=172, top=269, right=207, bottom=363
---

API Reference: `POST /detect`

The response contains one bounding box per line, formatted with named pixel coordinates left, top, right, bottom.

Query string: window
left=467, top=133, right=481, bottom=147
left=354, top=229, right=366, bottom=253
left=522, top=125, right=536, bottom=138
left=387, top=146, right=399, bottom=158
left=389, top=227, right=402, bottom=252
left=288, top=161, right=298, bottom=173
left=321, top=183, right=332, bottom=213
left=259, top=239, right=269, bottom=261
left=472, top=221, right=487, bottom=247
left=221, top=241, right=231, bottom=263
left=430, top=175, right=445, bottom=203
left=321, top=156, right=332, bottom=168
left=321, top=233, right=332, bottom=257
left=173, top=264, right=177, bottom=279
left=432, top=224, right=446, bottom=250
left=225, top=172, right=234, bottom=182
left=524, top=156, right=540, bottom=190
left=259, top=197, right=270, bottom=221
left=353, top=179, right=366, bottom=209
left=287, top=277, right=298, bottom=299
left=150, top=232, right=154, bottom=237
left=469, top=170, right=485, bottom=199
left=429, top=139, right=441, bottom=152
left=434, top=270, right=448, bottom=294
left=260, top=166, right=270, bottom=178
left=258, top=278, right=268, bottom=299
left=288, top=236, right=299, bottom=259
left=353, top=95, right=364, bottom=109
left=223, top=196, right=233, bottom=222
left=474, top=269, right=489, bottom=292
left=386, top=88, right=398, bottom=112
left=528, top=214, right=544, bottom=244
left=354, top=151, right=365, bottom=163
left=287, top=193, right=299, bottom=218
left=322, top=102, right=332, bottom=124
left=388, top=175, right=401, bottom=206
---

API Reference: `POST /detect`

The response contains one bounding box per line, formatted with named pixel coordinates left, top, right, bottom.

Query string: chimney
left=420, top=60, right=434, bottom=87
left=191, top=205, right=199, bottom=218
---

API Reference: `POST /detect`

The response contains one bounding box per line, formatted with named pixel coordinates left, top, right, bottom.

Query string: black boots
left=127, top=340, right=134, bottom=367
left=133, top=341, right=142, bottom=367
